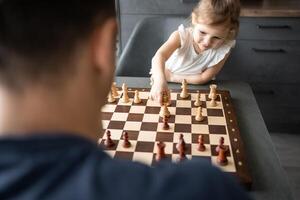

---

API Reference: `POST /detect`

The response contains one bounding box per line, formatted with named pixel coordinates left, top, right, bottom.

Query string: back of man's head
left=0, top=0, right=115, bottom=90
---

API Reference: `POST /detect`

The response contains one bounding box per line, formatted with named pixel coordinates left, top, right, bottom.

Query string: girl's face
left=192, top=21, right=230, bottom=53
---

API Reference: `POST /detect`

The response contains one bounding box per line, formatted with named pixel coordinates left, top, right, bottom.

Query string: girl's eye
left=199, top=31, right=206, bottom=35
left=213, top=36, right=222, bottom=40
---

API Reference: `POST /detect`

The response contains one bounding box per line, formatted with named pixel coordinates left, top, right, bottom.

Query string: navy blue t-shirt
left=0, top=134, right=251, bottom=200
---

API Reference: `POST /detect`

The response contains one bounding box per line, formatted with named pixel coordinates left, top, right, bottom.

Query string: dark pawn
left=217, top=146, right=228, bottom=166
left=122, top=131, right=131, bottom=148
left=155, top=141, right=166, bottom=162
left=162, top=116, right=169, bottom=130
left=197, top=135, right=206, bottom=151
left=176, top=134, right=186, bottom=152
left=104, top=130, right=115, bottom=148
left=177, top=142, right=186, bottom=162
left=215, top=136, right=225, bottom=153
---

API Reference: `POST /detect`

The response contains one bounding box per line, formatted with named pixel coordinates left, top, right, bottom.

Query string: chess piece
left=162, top=91, right=171, bottom=106
left=209, top=97, right=217, bottom=107
left=195, top=106, right=204, bottom=121
left=107, top=91, right=116, bottom=103
left=159, top=104, right=170, bottom=118
left=104, top=130, right=115, bottom=148
left=111, top=82, right=119, bottom=97
left=176, top=134, right=186, bottom=152
left=216, top=137, right=225, bottom=153
left=133, top=90, right=142, bottom=104
left=122, top=131, right=131, bottom=148
left=155, top=141, right=166, bottom=162
left=194, top=91, right=201, bottom=106
left=217, top=147, right=228, bottom=166
left=180, top=79, right=189, bottom=99
left=162, top=116, right=170, bottom=130
left=121, top=83, right=129, bottom=103
left=177, top=141, right=186, bottom=162
left=197, top=135, right=206, bottom=151
left=208, top=84, right=217, bottom=107
left=208, top=84, right=217, bottom=100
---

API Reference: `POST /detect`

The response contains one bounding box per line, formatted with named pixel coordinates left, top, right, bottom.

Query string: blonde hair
left=191, top=0, right=240, bottom=40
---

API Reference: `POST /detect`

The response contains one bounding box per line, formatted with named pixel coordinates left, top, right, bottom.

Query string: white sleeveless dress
left=165, top=24, right=235, bottom=75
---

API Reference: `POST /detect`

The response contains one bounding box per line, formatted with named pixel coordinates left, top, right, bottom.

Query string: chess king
left=0, top=0, right=250, bottom=200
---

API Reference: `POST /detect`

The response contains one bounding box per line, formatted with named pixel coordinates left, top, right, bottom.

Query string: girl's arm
left=150, top=31, right=181, bottom=104
left=167, top=52, right=231, bottom=84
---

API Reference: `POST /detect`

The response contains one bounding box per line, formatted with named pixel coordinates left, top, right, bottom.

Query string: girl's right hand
left=149, top=78, right=170, bottom=106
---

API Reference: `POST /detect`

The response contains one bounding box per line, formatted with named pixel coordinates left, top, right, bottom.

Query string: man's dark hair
left=0, top=0, right=116, bottom=89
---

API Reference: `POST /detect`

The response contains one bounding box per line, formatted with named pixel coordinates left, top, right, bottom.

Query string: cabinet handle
left=252, top=48, right=286, bottom=53
left=257, top=25, right=291, bottom=29
left=180, top=0, right=198, bottom=3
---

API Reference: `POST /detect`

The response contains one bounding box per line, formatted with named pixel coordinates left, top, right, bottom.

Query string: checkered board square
left=99, top=87, right=252, bottom=188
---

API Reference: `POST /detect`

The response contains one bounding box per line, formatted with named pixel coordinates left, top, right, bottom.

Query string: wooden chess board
left=99, top=87, right=252, bottom=188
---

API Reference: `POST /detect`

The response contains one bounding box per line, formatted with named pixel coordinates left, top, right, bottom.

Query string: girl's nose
left=203, top=37, right=211, bottom=47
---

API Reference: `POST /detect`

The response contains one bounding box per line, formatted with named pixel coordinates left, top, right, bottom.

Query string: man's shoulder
left=0, top=134, right=250, bottom=200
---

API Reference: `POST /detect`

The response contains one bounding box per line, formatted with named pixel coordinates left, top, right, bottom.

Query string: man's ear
left=90, top=18, right=117, bottom=75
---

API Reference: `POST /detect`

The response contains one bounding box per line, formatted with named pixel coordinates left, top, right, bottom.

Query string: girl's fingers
left=168, top=89, right=171, bottom=104
left=158, top=94, right=163, bottom=106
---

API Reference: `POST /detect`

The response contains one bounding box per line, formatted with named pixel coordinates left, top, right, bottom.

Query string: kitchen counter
left=241, top=0, right=300, bottom=17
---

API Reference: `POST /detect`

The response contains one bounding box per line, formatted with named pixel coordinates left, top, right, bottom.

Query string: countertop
left=241, top=0, right=300, bottom=17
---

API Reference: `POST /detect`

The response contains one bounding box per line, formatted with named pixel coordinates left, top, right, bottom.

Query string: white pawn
left=134, top=90, right=142, bottom=104
left=194, top=91, right=202, bottom=106
left=107, top=91, right=116, bottom=103
left=208, top=84, right=217, bottom=100
left=195, top=106, right=204, bottom=121
left=111, top=82, right=119, bottom=97
left=209, top=98, right=217, bottom=107
left=159, top=104, right=170, bottom=118
left=121, top=83, right=129, bottom=103
left=180, top=79, right=189, bottom=99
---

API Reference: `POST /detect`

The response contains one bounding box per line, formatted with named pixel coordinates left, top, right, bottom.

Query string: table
left=115, top=76, right=294, bottom=200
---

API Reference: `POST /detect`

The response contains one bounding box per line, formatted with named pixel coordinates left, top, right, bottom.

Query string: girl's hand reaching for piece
left=149, top=78, right=171, bottom=106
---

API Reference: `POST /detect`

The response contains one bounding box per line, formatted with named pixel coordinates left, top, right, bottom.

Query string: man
left=0, top=0, right=251, bottom=199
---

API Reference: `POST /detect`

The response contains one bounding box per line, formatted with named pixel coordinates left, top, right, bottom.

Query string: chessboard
left=98, top=85, right=252, bottom=188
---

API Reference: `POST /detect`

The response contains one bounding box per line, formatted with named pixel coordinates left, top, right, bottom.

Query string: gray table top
left=115, top=76, right=294, bottom=200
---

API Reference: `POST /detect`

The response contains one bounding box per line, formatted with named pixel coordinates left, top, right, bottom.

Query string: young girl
left=150, top=0, right=240, bottom=104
